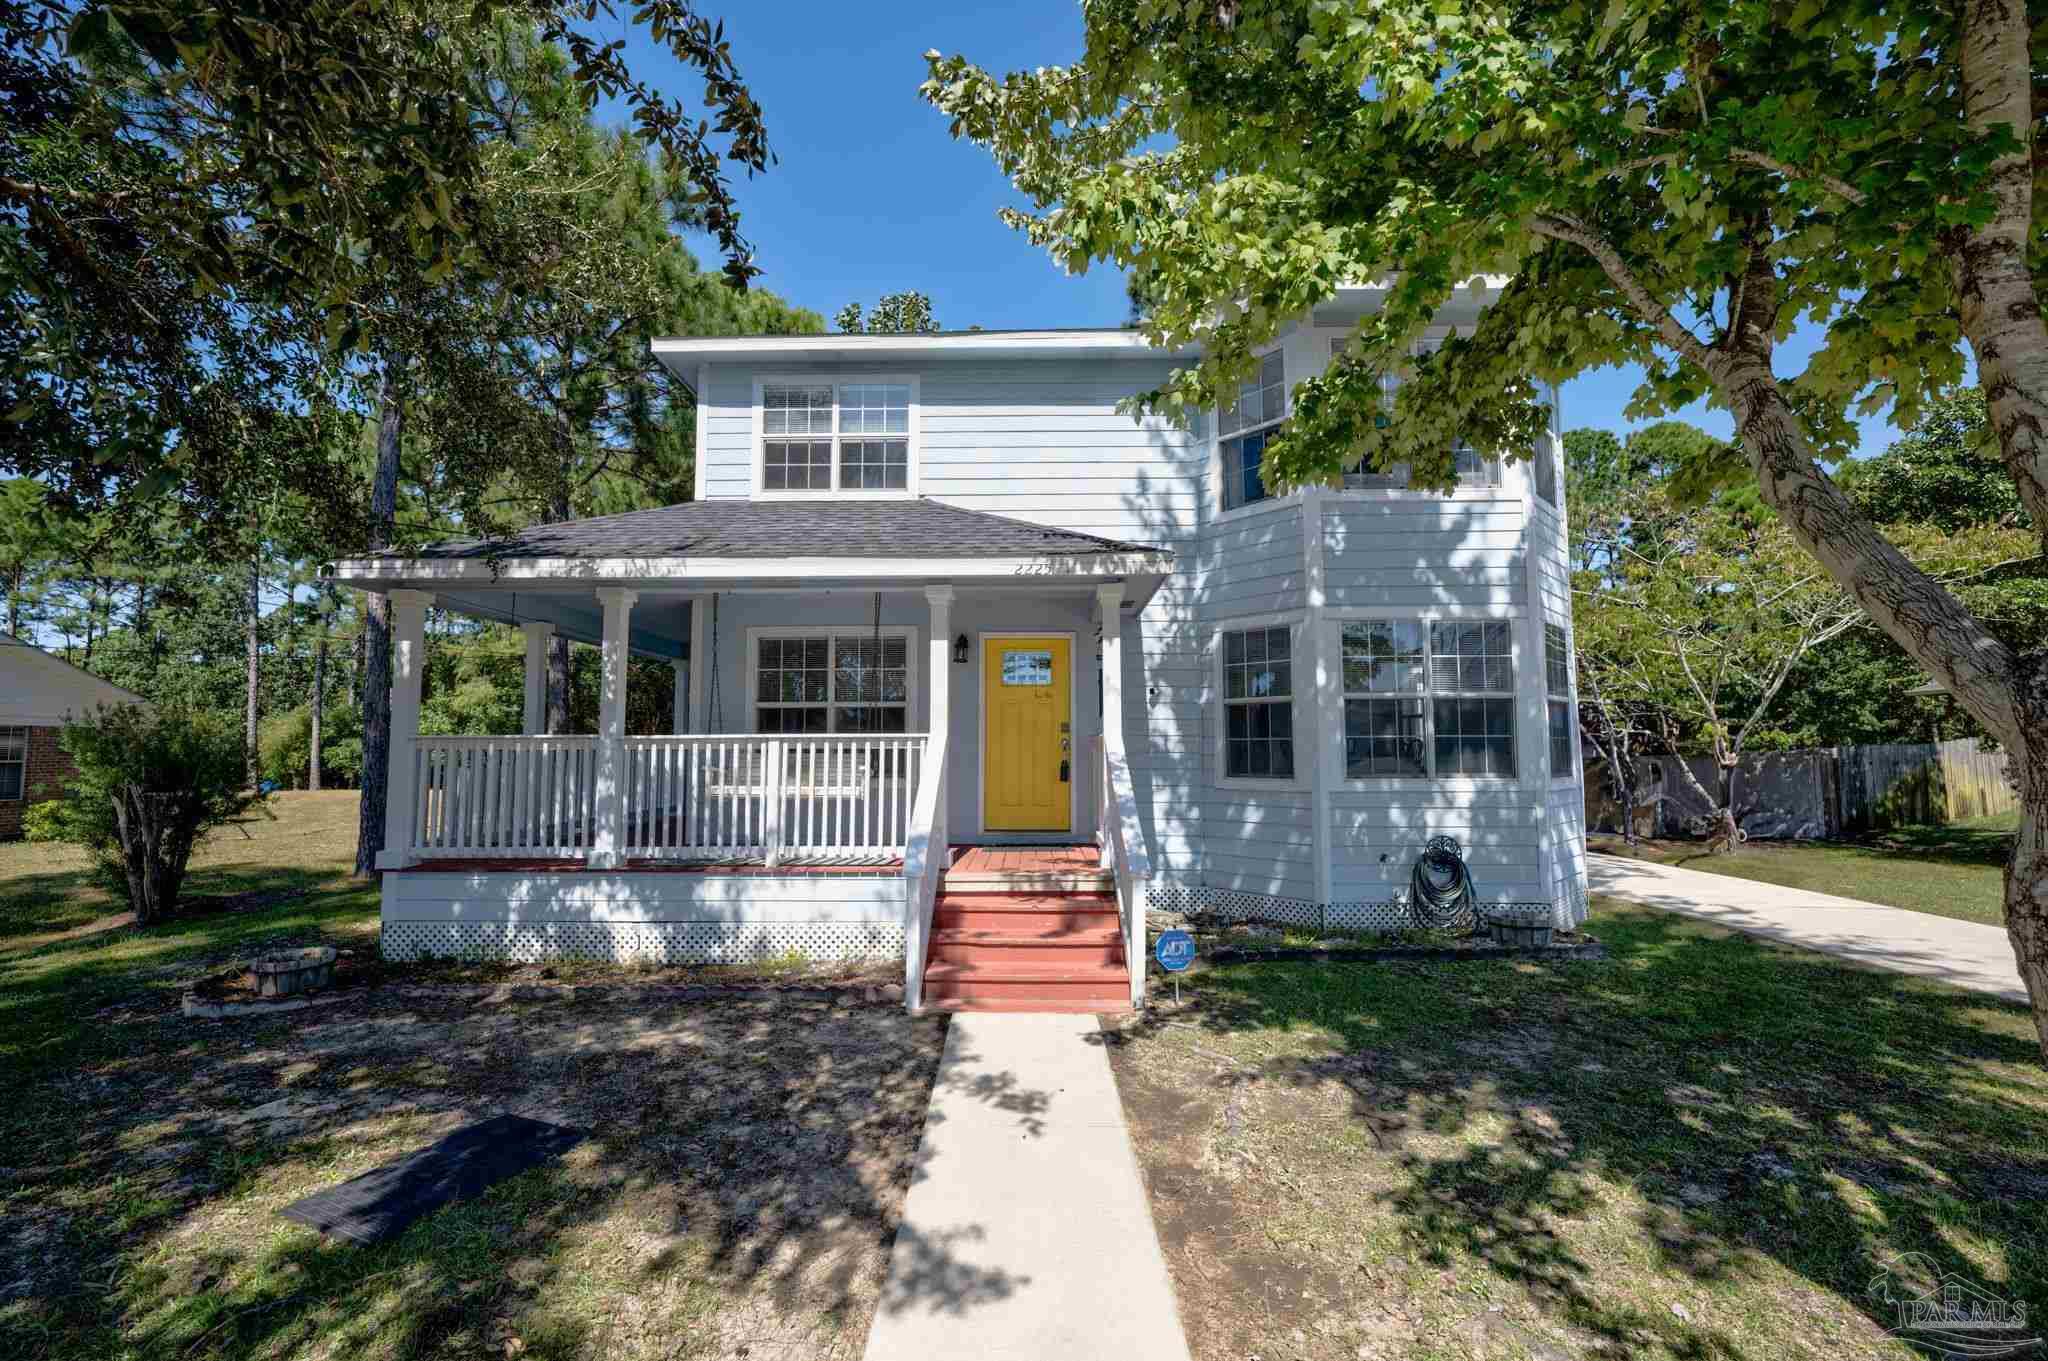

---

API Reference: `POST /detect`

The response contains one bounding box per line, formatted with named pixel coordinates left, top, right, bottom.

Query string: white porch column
left=589, top=587, right=637, bottom=869
left=520, top=621, right=553, bottom=736
left=1096, top=583, right=1126, bottom=869
left=925, top=586, right=954, bottom=853
left=375, top=589, right=434, bottom=870
left=687, top=595, right=709, bottom=731
left=670, top=659, right=689, bottom=734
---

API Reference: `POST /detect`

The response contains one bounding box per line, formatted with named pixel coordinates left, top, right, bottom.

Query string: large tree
left=925, top=0, right=2048, bottom=1053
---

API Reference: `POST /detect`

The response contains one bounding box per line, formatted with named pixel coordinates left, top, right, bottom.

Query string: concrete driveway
left=1587, top=853, right=2028, bottom=1004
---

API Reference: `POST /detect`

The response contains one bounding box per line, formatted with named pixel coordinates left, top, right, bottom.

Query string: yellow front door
left=982, top=635, right=1072, bottom=832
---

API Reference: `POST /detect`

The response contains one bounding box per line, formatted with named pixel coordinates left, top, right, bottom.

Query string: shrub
left=259, top=701, right=363, bottom=789
left=45, top=706, right=267, bottom=924
left=20, top=798, right=69, bottom=843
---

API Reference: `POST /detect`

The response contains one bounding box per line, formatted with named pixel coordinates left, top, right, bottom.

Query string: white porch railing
left=1096, top=735, right=1151, bottom=1009
left=412, top=735, right=598, bottom=858
left=622, top=735, right=924, bottom=862
left=901, top=729, right=948, bottom=1011
left=406, top=733, right=926, bottom=864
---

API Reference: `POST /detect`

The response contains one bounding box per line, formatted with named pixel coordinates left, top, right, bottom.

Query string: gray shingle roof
left=374, top=498, right=1164, bottom=561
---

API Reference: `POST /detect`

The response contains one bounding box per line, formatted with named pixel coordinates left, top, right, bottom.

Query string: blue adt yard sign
left=1155, top=929, right=1195, bottom=972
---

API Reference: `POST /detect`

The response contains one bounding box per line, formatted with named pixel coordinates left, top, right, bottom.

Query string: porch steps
left=922, top=885, right=1130, bottom=1013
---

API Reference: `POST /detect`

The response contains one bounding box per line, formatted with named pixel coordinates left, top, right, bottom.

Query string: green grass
left=1590, top=811, right=2016, bottom=925
left=0, top=792, right=945, bottom=1361
left=1109, top=899, right=2048, bottom=1361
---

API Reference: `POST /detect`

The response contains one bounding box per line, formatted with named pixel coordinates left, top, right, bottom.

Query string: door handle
left=1059, top=759, right=1070, bottom=783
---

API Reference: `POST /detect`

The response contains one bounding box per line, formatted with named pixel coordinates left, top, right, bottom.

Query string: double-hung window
left=1338, top=336, right=1498, bottom=491
left=1220, top=624, right=1295, bottom=779
left=755, top=633, right=910, bottom=734
left=1220, top=351, right=1284, bottom=511
left=761, top=381, right=912, bottom=493
left=0, top=726, right=23, bottom=801
left=1545, top=623, right=1576, bottom=778
left=1340, top=619, right=1517, bottom=778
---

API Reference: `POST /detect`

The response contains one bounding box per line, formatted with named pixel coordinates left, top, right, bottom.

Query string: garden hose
left=1409, top=834, right=1478, bottom=929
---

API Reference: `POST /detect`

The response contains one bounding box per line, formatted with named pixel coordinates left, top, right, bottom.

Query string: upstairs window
left=1220, top=350, right=1284, bottom=511
left=760, top=381, right=913, bottom=494
left=1338, top=336, right=1499, bottom=491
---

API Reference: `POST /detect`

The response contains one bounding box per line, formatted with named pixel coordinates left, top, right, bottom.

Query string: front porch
left=330, top=497, right=1167, bottom=1009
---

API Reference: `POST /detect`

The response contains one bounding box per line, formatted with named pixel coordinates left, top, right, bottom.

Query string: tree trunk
left=354, top=367, right=404, bottom=876
left=1715, top=761, right=1740, bottom=852
left=2008, top=755, right=2048, bottom=1056
left=244, top=558, right=261, bottom=788
left=310, top=585, right=330, bottom=792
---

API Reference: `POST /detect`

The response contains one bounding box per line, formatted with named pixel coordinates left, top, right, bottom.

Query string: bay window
left=1340, top=618, right=1517, bottom=779
left=760, top=380, right=912, bottom=494
left=1220, top=351, right=1284, bottom=511
left=1545, top=623, right=1576, bottom=778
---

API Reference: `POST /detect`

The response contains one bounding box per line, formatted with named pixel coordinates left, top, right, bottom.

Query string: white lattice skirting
left=1149, top=885, right=1581, bottom=931
left=383, top=920, right=907, bottom=964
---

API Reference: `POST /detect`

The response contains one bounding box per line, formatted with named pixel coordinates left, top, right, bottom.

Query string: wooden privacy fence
left=1587, top=738, right=2015, bottom=840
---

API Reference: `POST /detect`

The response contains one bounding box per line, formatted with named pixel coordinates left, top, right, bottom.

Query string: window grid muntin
left=759, top=381, right=912, bottom=494
left=1222, top=625, right=1295, bottom=780
left=1339, top=619, right=1517, bottom=780
left=1219, top=351, right=1283, bottom=510
left=0, top=725, right=24, bottom=801
left=755, top=635, right=909, bottom=734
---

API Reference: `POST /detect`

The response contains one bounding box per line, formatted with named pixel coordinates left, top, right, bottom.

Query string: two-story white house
left=327, top=281, right=1588, bottom=1012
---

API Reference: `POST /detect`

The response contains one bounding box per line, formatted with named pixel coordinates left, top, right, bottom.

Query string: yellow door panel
left=983, top=636, right=1072, bottom=832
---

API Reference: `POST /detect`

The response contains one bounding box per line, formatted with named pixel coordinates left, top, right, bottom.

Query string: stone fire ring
left=251, top=946, right=338, bottom=997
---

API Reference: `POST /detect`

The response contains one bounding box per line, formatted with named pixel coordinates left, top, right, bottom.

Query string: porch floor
left=402, top=844, right=1099, bottom=876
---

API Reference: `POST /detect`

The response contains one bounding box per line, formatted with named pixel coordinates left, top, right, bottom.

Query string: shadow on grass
left=1109, top=905, right=2048, bottom=1360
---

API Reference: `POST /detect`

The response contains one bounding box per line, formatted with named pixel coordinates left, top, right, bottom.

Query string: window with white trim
left=1545, top=623, right=1575, bottom=778
left=1219, top=350, right=1284, bottom=510
left=1336, top=336, right=1498, bottom=491
left=755, top=634, right=909, bottom=734
left=1220, top=625, right=1295, bottom=778
left=1340, top=619, right=1517, bottom=778
left=0, top=726, right=23, bottom=801
left=761, top=381, right=911, bottom=492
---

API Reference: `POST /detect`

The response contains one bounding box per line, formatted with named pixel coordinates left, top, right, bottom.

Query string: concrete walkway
left=864, top=1013, right=1192, bottom=1361
left=1587, top=852, right=2027, bottom=1004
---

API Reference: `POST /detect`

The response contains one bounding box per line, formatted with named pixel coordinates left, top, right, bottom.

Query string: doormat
left=280, top=1114, right=585, bottom=1244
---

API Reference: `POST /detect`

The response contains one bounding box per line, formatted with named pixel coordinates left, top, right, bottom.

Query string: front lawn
left=1589, top=812, right=2015, bottom=926
left=1107, top=899, right=2048, bottom=1361
left=0, top=792, right=948, bottom=1361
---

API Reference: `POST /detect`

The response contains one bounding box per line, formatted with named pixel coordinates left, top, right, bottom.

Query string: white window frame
left=744, top=627, right=920, bottom=734
left=751, top=373, right=920, bottom=500
left=1211, top=612, right=1309, bottom=790
left=1544, top=621, right=1578, bottom=783
left=1330, top=605, right=1525, bottom=788
left=1213, top=346, right=1290, bottom=521
left=0, top=726, right=25, bottom=802
left=1320, top=330, right=1509, bottom=501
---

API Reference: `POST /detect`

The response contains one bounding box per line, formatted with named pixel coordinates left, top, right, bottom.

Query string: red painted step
left=920, top=887, right=1130, bottom=1013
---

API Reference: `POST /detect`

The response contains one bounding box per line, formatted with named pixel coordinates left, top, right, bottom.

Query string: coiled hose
left=1409, top=834, right=1478, bottom=929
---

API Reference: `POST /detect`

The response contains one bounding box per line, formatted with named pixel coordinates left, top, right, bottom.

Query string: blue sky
left=601, top=1, right=1909, bottom=456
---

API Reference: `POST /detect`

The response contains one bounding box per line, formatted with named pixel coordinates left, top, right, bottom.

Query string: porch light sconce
left=953, top=634, right=970, bottom=665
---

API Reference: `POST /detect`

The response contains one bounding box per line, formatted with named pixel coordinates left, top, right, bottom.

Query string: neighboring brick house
left=0, top=631, right=144, bottom=840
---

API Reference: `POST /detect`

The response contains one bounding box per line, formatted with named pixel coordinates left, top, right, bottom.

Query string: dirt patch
left=8, top=981, right=949, bottom=1361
